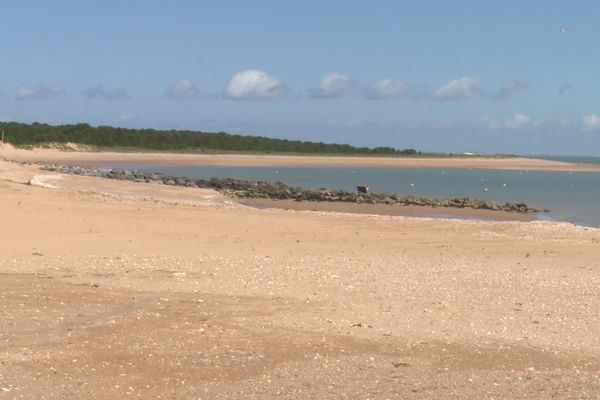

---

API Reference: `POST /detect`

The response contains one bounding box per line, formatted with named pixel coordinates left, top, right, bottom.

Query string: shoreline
left=240, top=198, right=537, bottom=222
left=2, top=146, right=591, bottom=225
left=2, top=144, right=600, bottom=171
left=37, top=162, right=543, bottom=217
left=0, top=154, right=588, bottom=231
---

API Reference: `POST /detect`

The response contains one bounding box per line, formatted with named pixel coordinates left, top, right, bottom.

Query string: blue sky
left=1, top=1, right=600, bottom=155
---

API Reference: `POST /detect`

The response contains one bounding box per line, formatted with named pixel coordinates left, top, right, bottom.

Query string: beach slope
left=1, top=156, right=600, bottom=398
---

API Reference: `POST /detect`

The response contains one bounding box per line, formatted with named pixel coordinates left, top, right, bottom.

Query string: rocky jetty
left=39, top=164, right=542, bottom=213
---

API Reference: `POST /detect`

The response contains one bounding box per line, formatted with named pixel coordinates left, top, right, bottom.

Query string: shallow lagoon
left=104, top=163, right=600, bottom=227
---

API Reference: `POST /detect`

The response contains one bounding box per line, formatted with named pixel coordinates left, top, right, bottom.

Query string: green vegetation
left=0, top=121, right=422, bottom=156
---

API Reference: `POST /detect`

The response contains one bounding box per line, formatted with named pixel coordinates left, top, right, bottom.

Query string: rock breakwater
left=40, top=164, right=542, bottom=213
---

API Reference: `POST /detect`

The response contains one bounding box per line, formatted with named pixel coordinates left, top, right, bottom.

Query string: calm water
left=536, top=155, right=600, bottom=165
left=105, top=163, right=600, bottom=227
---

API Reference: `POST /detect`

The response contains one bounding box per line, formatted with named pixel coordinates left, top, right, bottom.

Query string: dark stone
left=37, top=163, right=544, bottom=214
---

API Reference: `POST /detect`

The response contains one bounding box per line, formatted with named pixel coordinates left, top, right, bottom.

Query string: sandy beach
left=3, top=143, right=600, bottom=171
left=1, top=148, right=600, bottom=398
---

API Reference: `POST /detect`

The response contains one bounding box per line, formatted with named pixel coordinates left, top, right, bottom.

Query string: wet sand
left=241, top=198, right=535, bottom=222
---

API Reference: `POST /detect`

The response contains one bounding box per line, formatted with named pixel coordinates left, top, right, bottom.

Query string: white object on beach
left=29, top=175, right=63, bottom=189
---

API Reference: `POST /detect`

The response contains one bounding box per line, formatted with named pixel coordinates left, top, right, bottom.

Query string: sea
left=103, top=161, right=600, bottom=227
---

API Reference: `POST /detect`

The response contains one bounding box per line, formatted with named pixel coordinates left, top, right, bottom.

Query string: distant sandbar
left=2, top=145, right=600, bottom=171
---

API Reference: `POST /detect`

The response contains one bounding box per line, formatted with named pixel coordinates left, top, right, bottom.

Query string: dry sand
left=3, top=143, right=600, bottom=171
left=1, top=149, right=600, bottom=399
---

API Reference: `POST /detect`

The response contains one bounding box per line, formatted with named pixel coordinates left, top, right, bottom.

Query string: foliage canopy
left=0, top=122, right=421, bottom=155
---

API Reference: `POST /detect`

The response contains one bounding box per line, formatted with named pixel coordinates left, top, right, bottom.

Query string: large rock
left=37, top=163, right=543, bottom=214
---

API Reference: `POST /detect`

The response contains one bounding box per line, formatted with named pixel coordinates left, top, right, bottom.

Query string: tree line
left=0, top=121, right=421, bottom=155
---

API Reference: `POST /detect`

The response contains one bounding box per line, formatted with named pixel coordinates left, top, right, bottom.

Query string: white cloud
left=480, top=115, right=501, bottom=130
left=363, top=79, right=412, bottom=99
left=480, top=113, right=536, bottom=130
left=492, top=80, right=527, bottom=100
left=166, top=80, right=201, bottom=99
left=505, top=113, right=532, bottom=129
left=84, top=85, right=129, bottom=100
left=224, top=70, right=288, bottom=100
left=558, top=117, right=571, bottom=126
left=432, top=77, right=481, bottom=101
left=582, top=114, right=600, bottom=131
left=309, top=72, right=356, bottom=99
left=16, top=83, right=65, bottom=100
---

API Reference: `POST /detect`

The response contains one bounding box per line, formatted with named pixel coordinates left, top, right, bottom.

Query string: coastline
left=2, top=144, right=600, bottom=171
left=37, top=163, right=543, bottom=217
left=0, top=146, right=592, bottom=226
left=2, top=156, right=600, bottom=398
left=240, top=198, right=536, bottom=222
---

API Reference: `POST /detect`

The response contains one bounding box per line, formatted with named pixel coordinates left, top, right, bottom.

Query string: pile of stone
left=40, top=164, right=542, bottom=213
